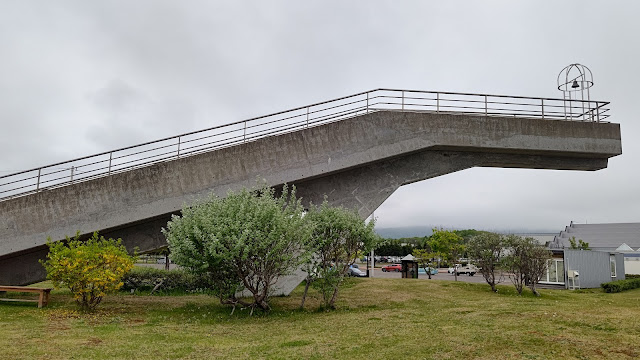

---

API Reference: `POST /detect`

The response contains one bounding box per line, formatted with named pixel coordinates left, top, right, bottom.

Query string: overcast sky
left=1, top=1, right=639, bottom=232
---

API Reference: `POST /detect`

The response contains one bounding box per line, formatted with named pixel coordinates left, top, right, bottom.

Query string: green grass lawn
left=1, top=278, right=639, bottom=359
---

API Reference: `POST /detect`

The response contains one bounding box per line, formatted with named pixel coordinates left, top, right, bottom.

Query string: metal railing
left=0, top=88, right=610, bottom=201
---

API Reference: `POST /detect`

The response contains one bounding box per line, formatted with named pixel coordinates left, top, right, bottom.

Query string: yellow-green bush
left=41, top=232, right=135, bottom=311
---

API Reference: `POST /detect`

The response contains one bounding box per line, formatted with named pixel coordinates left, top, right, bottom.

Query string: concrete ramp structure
left=0, top=89, right=621, bottom=291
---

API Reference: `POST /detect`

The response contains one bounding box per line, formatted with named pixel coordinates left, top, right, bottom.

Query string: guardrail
left=0, top=88, right=610, bottom=201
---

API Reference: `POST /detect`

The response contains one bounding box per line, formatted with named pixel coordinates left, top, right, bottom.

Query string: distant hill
left=374, top=226, right=433, bottom=239
left=375, top=226, right=557, bottom=239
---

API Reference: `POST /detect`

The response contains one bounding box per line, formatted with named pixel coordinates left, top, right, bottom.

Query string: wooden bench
left=0, top=286, right=52, bottom=308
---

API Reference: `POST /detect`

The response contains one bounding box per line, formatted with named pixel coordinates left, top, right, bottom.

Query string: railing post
left=366, top=92, right=369, bottom=114
left=177, top=136, right=181, bottom=158
left=596, top=102, right=600, bottom=123
left=306, top=107, right=309, bottom=128
left=569, top=97, right=573, bottom=121
left=108, top=152, right=112, bottom=175
left=484, top=95, right=488, bottom=117
left=36, top=168, right=41, bottom=191
left=401, top=90, right=404, bottom=110
left=437, top=93, right=440, bottom=113
left=541, top=99, right=545, bottom=120
left=70, top=166, right=74, bottom=183
left=243, top=121, right=247, bottom=143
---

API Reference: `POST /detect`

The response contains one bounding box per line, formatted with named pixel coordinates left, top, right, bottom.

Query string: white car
left=455, top=264, right=479, bottom=276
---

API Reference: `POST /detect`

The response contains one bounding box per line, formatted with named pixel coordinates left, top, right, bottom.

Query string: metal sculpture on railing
left=558, top=63, right=595, bottom=121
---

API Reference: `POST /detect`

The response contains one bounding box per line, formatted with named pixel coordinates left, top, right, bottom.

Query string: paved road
left=366, top=267, right=491, bottom=284
left=139, top=262, right=498, bottom=285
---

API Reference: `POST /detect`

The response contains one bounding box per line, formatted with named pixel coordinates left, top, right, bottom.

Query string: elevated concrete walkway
left=0, top=90, right=622, bottom=291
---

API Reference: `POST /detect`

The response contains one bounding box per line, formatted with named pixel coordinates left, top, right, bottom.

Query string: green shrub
left=164, top=184, right=311, bottom=314
left=41, top=231, right=135, bottom=311
left=303, top=201, right=379, bottom=309
left=625, top=274, right=640, bottom=279
left=121, top=267, right=216, bottom=294
left=601, top=278, right=640, bottom=293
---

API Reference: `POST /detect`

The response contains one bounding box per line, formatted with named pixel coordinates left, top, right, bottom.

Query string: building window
left=544, top=259, right=565, bottom=283
left=610, top=255, right=617, bottom=278
left=557, top=260, right=565, bottom=282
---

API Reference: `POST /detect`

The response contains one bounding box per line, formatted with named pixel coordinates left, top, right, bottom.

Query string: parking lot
left=366, top=266, right=493, bottom=284
left=142, top=261, right=500, bottom=285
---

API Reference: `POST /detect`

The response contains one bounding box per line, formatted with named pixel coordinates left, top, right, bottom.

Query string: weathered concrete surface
left=0, top=111, right=622, bottom=286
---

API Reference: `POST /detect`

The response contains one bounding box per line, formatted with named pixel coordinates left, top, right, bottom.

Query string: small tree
left=523, top=240, right=552, bottom=296
left=303, top=201, right=379, bottom=309
left=164, top=184, right=312, bottom=314
left=502, top=235, right=551, bottom=296
left=412, top=248, right=437, bottom=279
left=467, top=232, right=505, bottom=292
left=41, top=231, right=135, bottom=311
left=429, top=229, right=464, bottom=281
left=569, top=236, right=590, bottom=250
left=503, top=235, right=527, bottom=295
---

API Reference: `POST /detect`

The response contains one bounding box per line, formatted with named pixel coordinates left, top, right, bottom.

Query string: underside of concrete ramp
left=0, top=110, right=622, bottom=287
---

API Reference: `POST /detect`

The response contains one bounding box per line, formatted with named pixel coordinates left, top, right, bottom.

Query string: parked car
left=418, top=267, right=438, bottom=275
left=381, top=263, right=402, bottom=272
left=455, top=264, right=479, bottom=276
left=348, top=265, right=368, bottom=277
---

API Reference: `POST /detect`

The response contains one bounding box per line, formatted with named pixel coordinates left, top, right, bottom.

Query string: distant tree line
left=375, top=239, right=419, bottom=257
left=375, top=229, right=486, bottom=258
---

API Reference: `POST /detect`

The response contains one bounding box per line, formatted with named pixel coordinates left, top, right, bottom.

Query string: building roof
left=549, top=222, right=640, bottom=251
